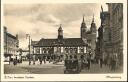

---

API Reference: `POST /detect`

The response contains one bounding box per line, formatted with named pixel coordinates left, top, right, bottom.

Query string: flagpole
left=26, top=34, right=31, bottom=65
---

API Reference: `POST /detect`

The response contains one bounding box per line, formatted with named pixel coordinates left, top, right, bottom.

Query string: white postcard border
left=1, top=0, right=127, bottom=81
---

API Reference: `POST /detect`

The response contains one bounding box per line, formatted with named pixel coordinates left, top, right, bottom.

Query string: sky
left=4, top=3, right=108, bottom=49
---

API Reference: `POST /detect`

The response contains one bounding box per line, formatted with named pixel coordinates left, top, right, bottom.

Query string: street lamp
left=26, top=34, right=31, bottom=65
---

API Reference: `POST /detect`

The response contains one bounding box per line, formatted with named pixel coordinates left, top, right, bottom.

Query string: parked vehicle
left=64, top=55, right=81, bottom=74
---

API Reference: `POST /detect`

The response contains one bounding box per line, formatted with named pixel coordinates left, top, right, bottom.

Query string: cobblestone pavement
left=4, top=61, right=123, bottom=74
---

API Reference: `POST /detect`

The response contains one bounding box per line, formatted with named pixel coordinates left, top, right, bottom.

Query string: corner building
left=4, top=26, right=19, bottom=61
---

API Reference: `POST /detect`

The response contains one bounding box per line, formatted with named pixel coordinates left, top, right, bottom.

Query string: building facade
left=97, top=4, right=123, bottom=65
left=4, top=26, right=19, bottom=61
left=32, top=16, right=97, bottom=59
left=108, top=3, right=123, bottom=65
left=81, top=15, right=97, bottom=58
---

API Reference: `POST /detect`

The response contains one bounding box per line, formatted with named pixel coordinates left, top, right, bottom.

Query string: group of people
left=64, top=54, right=92, bottom=73
left=11, top=52, right=119, bottom=72
left=103, top=54, right=119, bottom=71
left=9, top=56, right=22, bottom=66
left=32, top=55, right=63, bottom=65
left=64, top=53, right=119, bottom=73
left=97, top=53, right=119, bottom=71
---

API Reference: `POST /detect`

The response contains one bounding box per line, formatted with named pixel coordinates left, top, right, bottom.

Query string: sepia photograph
left=0, top=0, right=127, bottom=81
left=3, top=3, right=123, bottom=74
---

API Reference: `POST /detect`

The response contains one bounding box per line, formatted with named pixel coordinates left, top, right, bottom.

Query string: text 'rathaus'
left=31, top=16, right=97, bottom=58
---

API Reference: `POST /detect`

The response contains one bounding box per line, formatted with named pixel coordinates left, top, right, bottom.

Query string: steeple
left=82, top=14, right=85, bottom=23
left=81, top=14, right=86, bottom=27
left=91, top=14, right=96, bottom=33
left=58, top=24, right=62, bottom=31
left=81, top=14, right=87, bottom=39
left=58, top=24, right=63, bottom=40
left=92, top=14, right=94, bottom=23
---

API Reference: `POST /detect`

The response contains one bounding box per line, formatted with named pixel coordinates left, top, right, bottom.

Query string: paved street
left=80, top=63, right=123, bottom=74
left=4, top=61, right=64, bottom=74
left=4, top=61, right=123, bottom=74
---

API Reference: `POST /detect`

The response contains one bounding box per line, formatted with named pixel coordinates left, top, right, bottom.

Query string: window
left=36, top=47, right=40, bottom=54
left=74, top=48, right=77, bottom=53
left=65, top=48, right=68, bottom=53
left=79, top=47, right=84, bottom=53
left=70, top=48, right=73, bottom=53
left=44, top=48, right=47, bottom=54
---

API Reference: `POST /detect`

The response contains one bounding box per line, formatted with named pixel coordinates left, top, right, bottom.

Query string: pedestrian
left=80, top=55, right=84, bottom=69
left=39, top=56, right=42, bottom=65
left=87, top=53, right=91, bottom=70
left=64, top=55, right=69, bottom=70
left=87, top=57, right=91, bottom=70
left=100, top=58, right=103, bottom=68
left=104, top=58, right=107, bottom=66
left=78, top=56, right=82, bottom=72
left=43, top=55, right=46, bottom=64
left=33, top=55, right=36, bottom=65
left=69, top=55, right=73, bottom=69
left=49, top=56, right=52, bottom=63
left=111, top=55, right=116, bottom=71
left=83, top=56, right=88, bottom=69
left=73, top=55, right=78, bottom=70
left=13, top=58, right=17, bottom=66
left=9, top=56, right=11, bottom=65
left=107, top=56, right=110, bottom=66
left=40, top=58, right=42, bottom=65
left=47, top=55, right=50, bottom=63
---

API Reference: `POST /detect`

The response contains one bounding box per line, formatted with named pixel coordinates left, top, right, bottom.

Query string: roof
left=6, top=33, right=17, bottom=39
left=63, top=38, right=86, bottom=46
left=34, top=38, right=87, bottom=47
left=31, top=41, right=38, bottom=46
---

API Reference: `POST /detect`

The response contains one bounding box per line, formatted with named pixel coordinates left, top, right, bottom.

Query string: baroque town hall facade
left=31, top=16, right=97, bottom=58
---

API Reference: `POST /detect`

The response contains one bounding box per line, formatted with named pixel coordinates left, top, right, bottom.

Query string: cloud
left=4, top=3, right=108, bottom=49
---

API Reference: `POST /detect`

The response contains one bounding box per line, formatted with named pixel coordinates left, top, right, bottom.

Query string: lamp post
left=26, top=34, right=31, bottom=65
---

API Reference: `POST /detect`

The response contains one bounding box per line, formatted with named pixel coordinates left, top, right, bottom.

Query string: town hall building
left=31, top=15, right=97, bottom=58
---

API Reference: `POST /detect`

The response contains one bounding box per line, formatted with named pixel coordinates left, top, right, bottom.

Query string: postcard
left=0, top=0, right=127, bottom=81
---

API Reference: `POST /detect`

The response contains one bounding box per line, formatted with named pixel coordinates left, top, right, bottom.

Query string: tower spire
left=58, top=24, right=63, bottom=40
left=92, top=14, right=94, bottom=23
left=58, top=24, right=62, bottom=31
left=60, top=24, right=62, bottom=27
left=82, top=14, right=85, bottom=23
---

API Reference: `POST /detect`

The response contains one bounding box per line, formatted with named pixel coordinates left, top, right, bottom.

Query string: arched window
left=36, top=47, right=40, bottom=54
left=65, top=48, right=68, bottom=53
left=70, top=48, right=73, bottom=53
left=44, top=48, right=47, bottom=54
left=74, top=48, right=77, bottom=53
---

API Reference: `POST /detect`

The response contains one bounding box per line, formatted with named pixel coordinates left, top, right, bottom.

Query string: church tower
left=58, top=24, right=63, bottom=40
left=81, top=15, right=87, bottom=39
left=90, top=14, right=97, bottom=33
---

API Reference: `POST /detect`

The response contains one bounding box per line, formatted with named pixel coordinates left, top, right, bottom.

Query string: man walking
left=100, top=58, right=103, bottom=68
left=43, top=55, right=46, bottom=64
